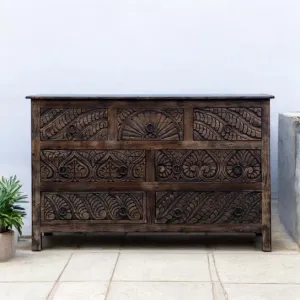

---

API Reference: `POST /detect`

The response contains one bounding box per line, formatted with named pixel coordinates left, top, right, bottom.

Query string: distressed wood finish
left=31, top=100, right=42, bottom=251
left=42, top=192, right=146, bottom=223
left=155, top=149, right=262, bottom=182
left=155, top=191, right=262, bottom=224
left=40, top=108, right=108, bottom=140
left=193, top=107, right=262, bottom=141
left=40, top=150, right=146, bottom=182
left=117, top=108, right=184, bottom=140
left=29, top=94, right=273, bottom=251
left=261, top=101, right=272, bottom=251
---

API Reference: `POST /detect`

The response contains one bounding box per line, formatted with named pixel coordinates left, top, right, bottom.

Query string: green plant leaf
left=0, top=175, right=28, bottom=234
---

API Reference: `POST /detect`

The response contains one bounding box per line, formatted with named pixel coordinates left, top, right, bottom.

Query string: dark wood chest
left=28, top=94, right=273, bottom=251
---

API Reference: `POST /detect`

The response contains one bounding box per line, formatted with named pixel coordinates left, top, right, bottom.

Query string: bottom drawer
left=155, top=191, right=261, bottom=224
left=42, top=192, right=146, bottom=223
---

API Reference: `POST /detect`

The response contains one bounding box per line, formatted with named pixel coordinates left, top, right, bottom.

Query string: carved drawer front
left=40, top=108, right=108, bottom=140
left=117, top=108, right=183, bottom=140
left=155, top=149, right=261, bottom=182
left=155, top=191, right=262, bottom=224
left=41, top=150, right=145, bottom=182
left=42, top=192, right=146, bottom=223
left=193, top=107, right=262, bottom=141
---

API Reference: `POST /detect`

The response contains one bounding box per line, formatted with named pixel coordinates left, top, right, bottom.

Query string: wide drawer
left=193, top=107, right=262, bottom=141
left=117, top=108, right=183, bottom=140
left=40, top=108, right=108, bottom=140
left=155, top=191, right=261, bottom=224
left=155, top=149, right=261, bottom=182
left=42, top=192, right=146, bottom=223
left=41, top=150, right=145, bottom=182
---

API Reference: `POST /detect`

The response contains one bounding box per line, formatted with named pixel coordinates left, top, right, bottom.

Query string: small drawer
left=40, top=108, right=108, bottom=140
left=155, top=149, right=261, bottom=182
left=193, top=107, right=262, bottom=141
left=42, top=192, right=146, bottom=223
left=41, top=150, right=145, bottom=182
left=117, top=108, right=183, bottom=140
left=155, top=191, right=262, bottom=224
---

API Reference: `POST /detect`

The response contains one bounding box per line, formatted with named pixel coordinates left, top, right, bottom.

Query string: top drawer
left=117, top=108, right=183, bottom=140
left=40, top=108, right=108, bottom=140
left=193, top=107, right=262, bottom=141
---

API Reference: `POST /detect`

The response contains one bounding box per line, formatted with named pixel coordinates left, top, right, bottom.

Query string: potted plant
left=0, top=176, right=28, bottom=261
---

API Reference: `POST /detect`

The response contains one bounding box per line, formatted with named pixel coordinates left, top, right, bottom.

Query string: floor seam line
left=207, top=254, right=216, bottom=300
left=46, top=253, right=73, bottom=300
left=212, top=252, right=229, bottom=300
left=104, top=252, right=120, bottom=300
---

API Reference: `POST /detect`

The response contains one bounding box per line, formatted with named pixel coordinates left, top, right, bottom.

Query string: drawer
left=41, top=150, right=145, bottom=182
left=155, top=149, right=261, bottom=182
left=193, top=107, right=262, bottom=140
left=42, top=192, right=146, bottom=223
left=40, top=108, right=108, bottom=140
left=117, top=108, right=183, bottom=140
left=155, top=191, right=261, bottom=224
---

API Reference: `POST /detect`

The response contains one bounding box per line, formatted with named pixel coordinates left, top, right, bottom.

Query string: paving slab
left=223, top=283, right=300, bottom=300
left=106, top=282, right=213, bottom=300
left=0, top=283, right=54, bottom=300
left=59, top=253, right=118, bottom=282
left=113, top=253, right=210, bottom=282
left=214, top=253, right=300, bottom=283
left=50, top=282, right=109, bottom=300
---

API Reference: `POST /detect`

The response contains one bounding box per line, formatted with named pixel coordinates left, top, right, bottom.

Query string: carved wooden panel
left=117, top=108, right=183, bottom=140
left=193, top=107, right=262, bottom=140
left=41, top=150, right=145, bottom=182
left=42, top=192, right=145, bottom=222
left=156, top=191, right=261, bottom=224
left=156, top=149, right=261, bottom=182
left=40, top=108, right=108, bottom=140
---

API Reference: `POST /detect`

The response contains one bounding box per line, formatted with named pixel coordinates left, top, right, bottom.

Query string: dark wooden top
left=26, top=94, right=274, bottom=100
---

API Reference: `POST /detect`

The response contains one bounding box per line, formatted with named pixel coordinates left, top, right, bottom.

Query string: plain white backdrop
left=1, top=0, right=299, bottom=235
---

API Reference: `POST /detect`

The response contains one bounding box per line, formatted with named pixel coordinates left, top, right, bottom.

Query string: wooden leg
left=32, top=231, right=42, bottom=251
left=44, top=232, right=53, bottom=236
left=262, top=227, right=272, bottom=252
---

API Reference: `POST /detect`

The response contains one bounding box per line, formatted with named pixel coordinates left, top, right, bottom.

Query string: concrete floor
left=1, top=201, right=300, bottom=300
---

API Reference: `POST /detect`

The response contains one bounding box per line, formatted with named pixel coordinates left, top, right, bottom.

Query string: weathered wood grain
left=30, top=95, right=272, bottom=251
left=261, top=101, right=272, bottom=251
left=32, top=100, right=42, bottom=251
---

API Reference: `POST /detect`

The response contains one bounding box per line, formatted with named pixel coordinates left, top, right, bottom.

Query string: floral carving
left=41, top=150, right=145, bottom=182
left=156, top=150, right=261, bottom=182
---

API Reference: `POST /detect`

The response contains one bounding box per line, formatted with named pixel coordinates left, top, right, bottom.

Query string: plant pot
left=0, top=230, right=16, bottom=262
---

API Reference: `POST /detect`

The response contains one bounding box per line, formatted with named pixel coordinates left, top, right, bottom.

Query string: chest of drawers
left=28, top=94, right=273, bottom=251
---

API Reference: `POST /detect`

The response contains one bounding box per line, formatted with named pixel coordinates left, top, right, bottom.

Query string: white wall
left=1, top=0, right=300, bottom=236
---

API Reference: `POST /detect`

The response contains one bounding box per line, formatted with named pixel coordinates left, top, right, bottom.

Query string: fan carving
left=117, top=109, right=183, bottom=140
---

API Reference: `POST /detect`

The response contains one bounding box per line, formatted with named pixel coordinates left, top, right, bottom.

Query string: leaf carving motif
left=156, top=191, right=261, bottom=224
left=43, top=192, right=145, bottom=222
left=193, top=107, right=262, bottom=140
left=40, top=108, right=108, bottom=140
